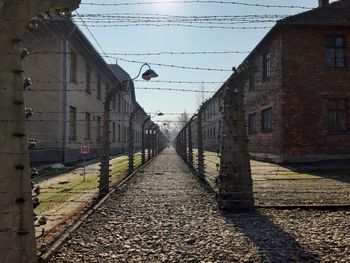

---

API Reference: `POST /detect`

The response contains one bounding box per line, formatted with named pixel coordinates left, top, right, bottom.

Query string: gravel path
left=50, top=148, right=350, bottom=263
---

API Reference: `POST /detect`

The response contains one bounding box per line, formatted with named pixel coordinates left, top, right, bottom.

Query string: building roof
left=134, top=101, right=147, bottom=116
left=244, top=0, right=350, bottom=66
left=45, top=18, right=138, bottom=103
left=278, top=0, right=350, bottom=26
left=108, top=64, right=136, bottom=103
left=202, top=1, right=350, bottom=111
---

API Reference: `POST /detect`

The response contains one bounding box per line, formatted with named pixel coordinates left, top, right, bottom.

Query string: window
left=85, top=112, right=91, bottom=140
left=248, top=113, right=257, bottom=133
left=96, top=116, right=101, bottom=142
left=118, top=94, right=121, bottom=113
left=327, top=99, right=347, bottom=133
left=86, top=64, right=91, bottom=94
left=112, top=94, right=116, bottom=110
left=249, top=72, right=255, bottom=91
left=112, top=122, right=116, bottom=142
left=213, top=101, right=216, bottom=116
left=105, top=83, right=109, bottom=103
left=69, top=106, right=77, bottom=141
left=263, top=52, right=271, bottom=80
left=121, top=126, right=124, bottom=143
left=97, top=75, right=101, bottom=100
left=70, top=49, right=77, bottom=84
left=261, top=108, right=272, bottom=131
left=326, top=36, right=346, bottom=68
left=118, top=124, right=121, bottom=142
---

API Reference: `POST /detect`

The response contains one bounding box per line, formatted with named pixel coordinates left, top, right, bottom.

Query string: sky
left=74, top=0, right=333, bottom=127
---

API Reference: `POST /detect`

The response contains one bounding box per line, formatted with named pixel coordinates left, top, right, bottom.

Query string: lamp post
left=188, top=117, right=194, bottom=166
left=141, top=116, right=151, bottom=165
left=99, top=63, right=158, bottom=198
left=147, top=123, right=156, bottom=161
left=128, top=105, right=141, bottom=175
left=141, top=111, right=163, bottom=164
left=150, top=126, right=158, bottom=158
left=154, top=127, right=160, bottom=156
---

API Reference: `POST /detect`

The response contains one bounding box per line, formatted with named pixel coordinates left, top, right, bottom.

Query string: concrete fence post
left=99, top=99, right=112, bottom=198
left=218, top=66, right=254, bottom=212
left=197, top=107, right=205, bottom=179
left=141, top=117, right=150, bottom=165
left=175, top=134, right=180, bottom=154
left=156, top=129, right=160, bottom=155
left=128, top=108, right=140, bottom=175
left=152, top=127, right=158, bottom=158
left=188, top=120, right=193, bottom=166
left=181, top=129, right=185, bottom=160
left=0, top=1, right=80, bottom=262
left=148, top=124, right=155, bottom=160
left=180, top=129, right=183, bottom=158
left=147, top=125, right=153, bottom=161
left=183, top=126, right=188, bottom=162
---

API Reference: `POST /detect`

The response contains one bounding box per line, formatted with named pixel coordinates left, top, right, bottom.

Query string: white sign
left=81, top=146, right=89, bottom=154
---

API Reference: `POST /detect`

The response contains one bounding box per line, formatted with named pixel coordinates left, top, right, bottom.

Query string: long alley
left=50, top=148, right=349, bottom=263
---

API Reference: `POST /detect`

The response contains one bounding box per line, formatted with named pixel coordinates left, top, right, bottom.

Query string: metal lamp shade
left=142, top=69, right=158, bottom=81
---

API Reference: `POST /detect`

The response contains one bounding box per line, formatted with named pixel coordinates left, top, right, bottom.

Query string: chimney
left=318, top=0, right=329, bottom=7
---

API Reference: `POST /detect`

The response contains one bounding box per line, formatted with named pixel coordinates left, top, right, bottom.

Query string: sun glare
left=156, top=0, right=179, bottom=11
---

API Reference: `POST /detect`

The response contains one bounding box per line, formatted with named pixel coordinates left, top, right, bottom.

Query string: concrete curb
left=256, top=204, right=350, bottom=210
left=39, top=154, right=159, bottom=262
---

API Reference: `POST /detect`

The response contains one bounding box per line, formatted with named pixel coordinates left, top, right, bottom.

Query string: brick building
left=202, top=0, right=350, bottom=163
left=23, top=19, right=148, bottom=164
left=201, top=93, right=222, bottom=152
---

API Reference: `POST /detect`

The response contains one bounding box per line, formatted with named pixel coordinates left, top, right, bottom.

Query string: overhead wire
left=75, top=23, right=272, bottom=29
left=74, top=10, right=114, bottom=64
left=80, top=1, right=311, bottom=10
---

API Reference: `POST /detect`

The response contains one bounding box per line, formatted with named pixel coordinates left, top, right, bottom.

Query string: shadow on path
left=225, top=209, right=320, bottom=263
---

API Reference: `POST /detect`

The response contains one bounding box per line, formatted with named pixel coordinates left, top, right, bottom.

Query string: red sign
left=81, top=146, right=89, bottom=154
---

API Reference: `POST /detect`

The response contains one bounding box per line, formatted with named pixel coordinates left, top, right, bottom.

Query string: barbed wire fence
left=175, top=64, right=350, bottom=211
left=1, top=12, right=170, bottom=261
left=2, top=1, right=350, bottom=261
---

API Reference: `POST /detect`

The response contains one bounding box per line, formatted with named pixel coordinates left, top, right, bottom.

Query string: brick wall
left=244, top=32, right=284, bottom=162
left=282, top=26, right=350, bottom=162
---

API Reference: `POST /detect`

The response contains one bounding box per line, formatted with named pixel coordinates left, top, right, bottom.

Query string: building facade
left=23, top=19, right=147, bottom=164
left=201, top=95, right=222, bottom=152
left=201, top=0, right=350, bottom=163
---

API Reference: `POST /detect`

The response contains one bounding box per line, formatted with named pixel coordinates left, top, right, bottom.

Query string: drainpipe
left=62, top=26, right=76, bottom=163
left=62, top=40, right=68, bottom=163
